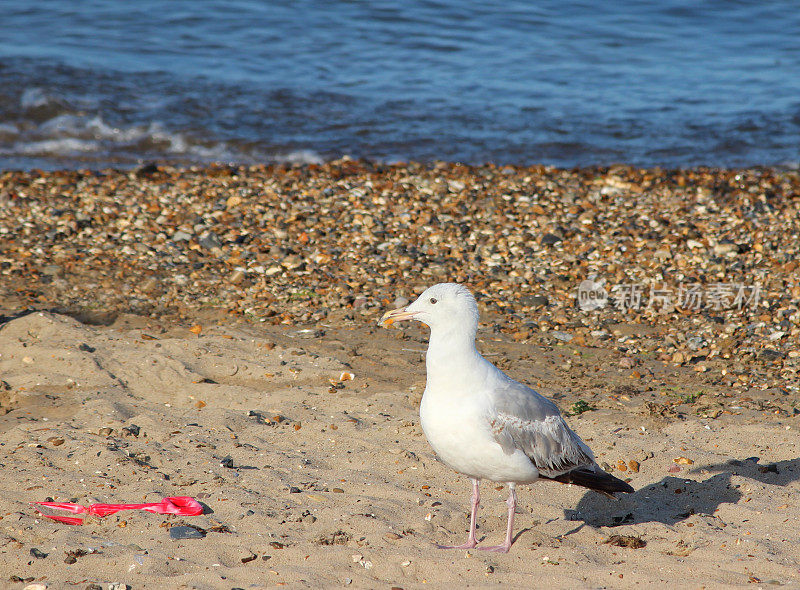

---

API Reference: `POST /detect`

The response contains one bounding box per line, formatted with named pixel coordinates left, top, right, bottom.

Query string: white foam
left=20, top=87, right=51, bottom=109
left=10, top=138, right=100, bottom=155
left=5, top=100, right=329, bottom=166
left=277, top=149, right=324, bottom=165
left=39, top=114, right=86, bottom=135
left=0, top=122, right=19, bottom=138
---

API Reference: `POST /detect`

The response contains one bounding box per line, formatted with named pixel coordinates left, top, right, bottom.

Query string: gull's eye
left=429, top=297, right=438, bottom=304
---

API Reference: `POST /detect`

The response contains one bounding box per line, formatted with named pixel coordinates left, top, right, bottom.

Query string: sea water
left=1, top=0, right=798, bottom=169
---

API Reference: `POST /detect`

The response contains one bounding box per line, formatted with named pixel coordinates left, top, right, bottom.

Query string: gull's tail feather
left=546, top=467, right=634, bottom=495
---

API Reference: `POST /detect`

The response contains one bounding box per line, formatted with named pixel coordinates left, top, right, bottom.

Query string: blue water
left=1, top=1, right=799, bottom=169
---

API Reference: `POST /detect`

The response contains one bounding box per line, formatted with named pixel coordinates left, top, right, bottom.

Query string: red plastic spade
left=33, top=496, right=203, bottom=524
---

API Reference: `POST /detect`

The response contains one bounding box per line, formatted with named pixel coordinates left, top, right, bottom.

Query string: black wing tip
left=547, top=468, right=635, bottom=494
left=613, top=479, right=635, bottom=494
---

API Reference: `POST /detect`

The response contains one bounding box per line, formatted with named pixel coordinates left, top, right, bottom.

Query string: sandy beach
left=1, top=162, right=799, bottom=588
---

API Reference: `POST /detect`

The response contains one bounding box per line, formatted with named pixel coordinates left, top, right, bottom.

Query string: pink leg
left=478, top=484, right=516, bottom=553
left=438, top=478, right=480, bottom=549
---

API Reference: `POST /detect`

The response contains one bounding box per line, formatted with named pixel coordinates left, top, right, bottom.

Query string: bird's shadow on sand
left=563, top=457, right=800, bottom=528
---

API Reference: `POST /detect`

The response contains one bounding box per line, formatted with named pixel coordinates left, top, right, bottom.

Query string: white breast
left=420, top=384, right=540, bottom=483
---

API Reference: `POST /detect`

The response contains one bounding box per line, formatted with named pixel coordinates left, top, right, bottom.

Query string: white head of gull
left=381, top=282, right=633, bottom=552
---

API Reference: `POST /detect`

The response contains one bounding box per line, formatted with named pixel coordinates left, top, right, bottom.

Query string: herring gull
left=380, top=282, right=633, bottom=552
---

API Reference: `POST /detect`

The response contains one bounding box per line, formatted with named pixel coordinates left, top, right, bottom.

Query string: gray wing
left=488, top=377, right=595, bottom=477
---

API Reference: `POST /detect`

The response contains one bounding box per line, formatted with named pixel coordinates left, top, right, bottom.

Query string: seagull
left=380, top=282, right=633, bottom=552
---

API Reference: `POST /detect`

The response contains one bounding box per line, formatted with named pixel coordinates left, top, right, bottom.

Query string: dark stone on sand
left=78, top=343, right=96, bottom=353
left=169, top=525, right=205, bottom=540
left=220, top=455, right=234, bottom=468
left=541, top=233, right=563, bottom=246
left=759, top=349, right=785, bottom=361
left=198, top=232, right=221, bottom=249
left=30, top=547, right=48, bottom=559
left=604, top=534, right=645, bottom=548
left=521, top=294, right=549, bottom=308
left=135, top=162, right=160, bottom=177
left=122, top=424, right=140, bottom=437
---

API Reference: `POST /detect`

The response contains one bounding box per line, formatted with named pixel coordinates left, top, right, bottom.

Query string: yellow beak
left=379, top=307, right=419, bottom=327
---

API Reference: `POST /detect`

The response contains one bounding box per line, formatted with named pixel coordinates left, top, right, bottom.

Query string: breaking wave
left=1, top=85, right=324, bottom=169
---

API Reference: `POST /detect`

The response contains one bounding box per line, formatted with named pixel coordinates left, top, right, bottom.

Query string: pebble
left=172, top=230, right=193, bottom=242
left=540, top=233, right=563, bottom=246
left=64, top=549, right=88, bottom=564
left=121, top=424, right=140, bottom=437
left=30, top=547, right=48, bottom=559
left=198, top=232, right=221, bottom=249
left=229, top=270, right=246, bottom=284
left=393, top=296, right=410, bottom=308
left=551, top=331, right=573, bottom=342
left=42, top=264, right=62, bottom=276
left=759, top=349, right=785, bottom=361
left=686, top=336, right=706, bottom=351
left=521, top=294, right=549, bottom=308
left=169, top=526, right=205, bottom=540
left=604, top=534, right=646, bottom=549
left=219, top=455, right=234, bottom=468
left=713, top=242, right=739, bottom=256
